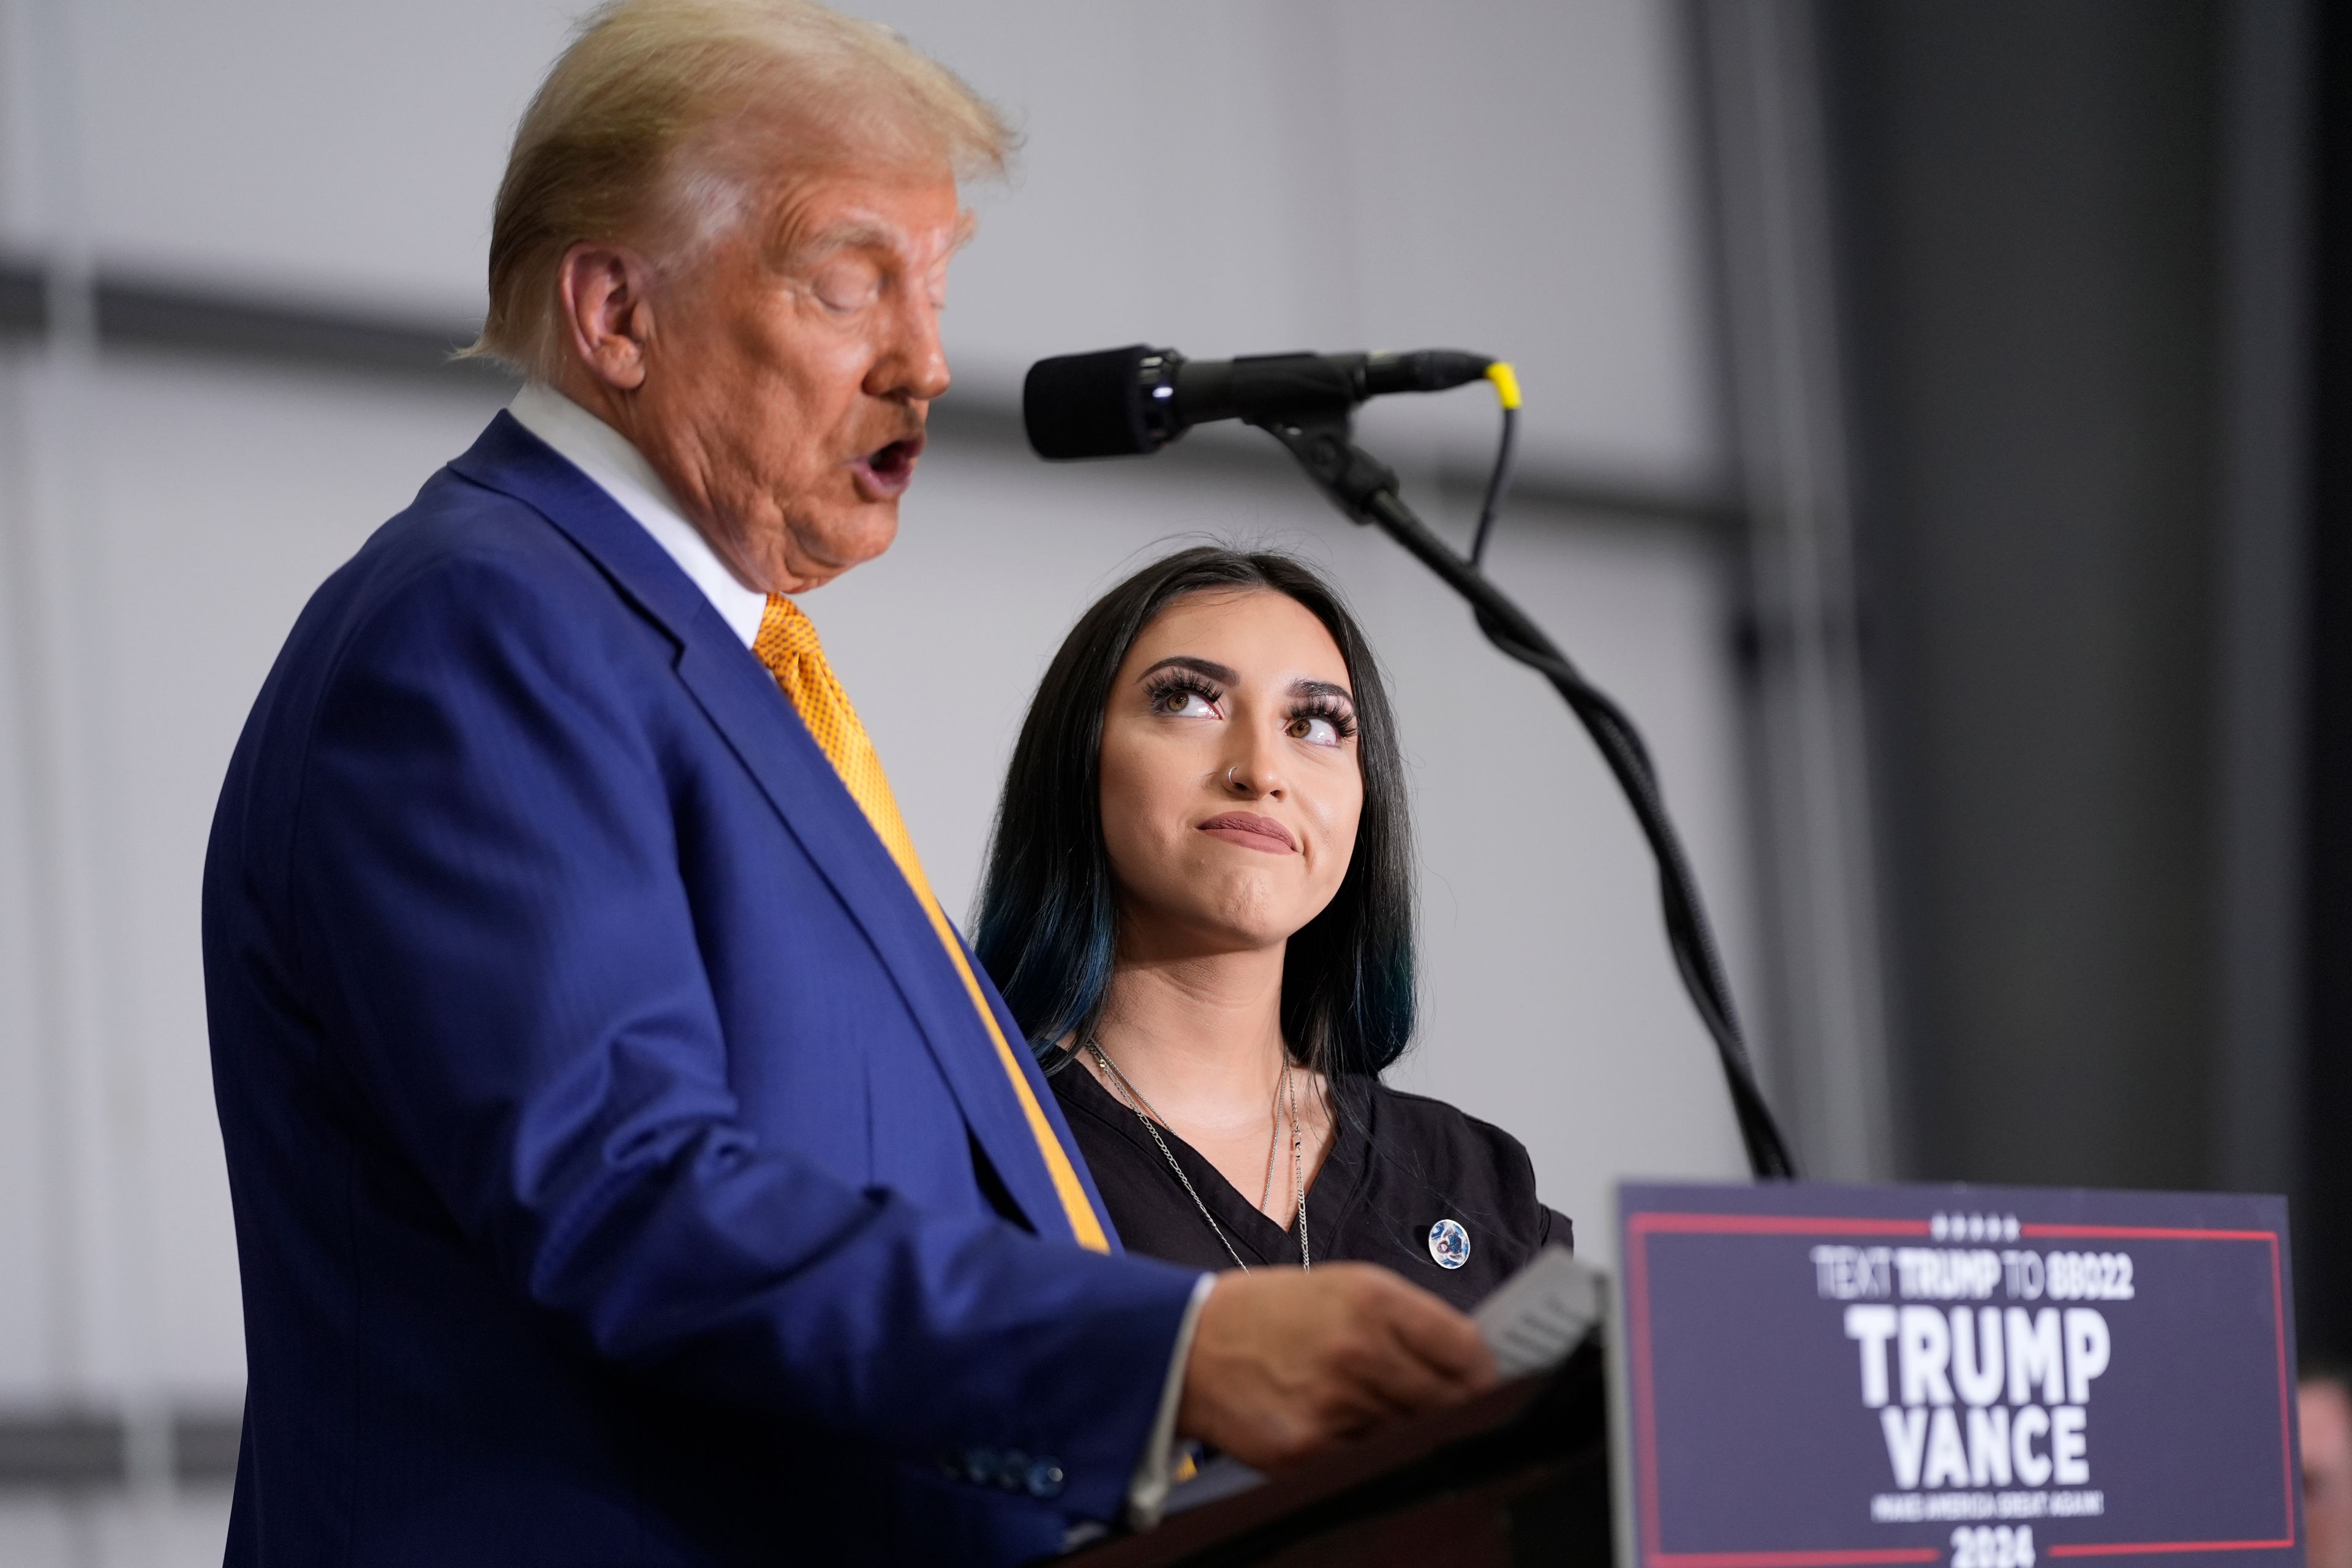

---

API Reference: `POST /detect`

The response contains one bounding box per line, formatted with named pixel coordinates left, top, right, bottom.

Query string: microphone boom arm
left=1253, top=409, right=1798, bottom=1181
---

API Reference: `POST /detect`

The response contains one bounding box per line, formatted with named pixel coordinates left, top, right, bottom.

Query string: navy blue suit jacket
left=202, top=413, right=1200, bottom=1566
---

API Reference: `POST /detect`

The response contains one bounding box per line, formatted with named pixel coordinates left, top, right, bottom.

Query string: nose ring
left=1226, top=765, right=1241, bottom=790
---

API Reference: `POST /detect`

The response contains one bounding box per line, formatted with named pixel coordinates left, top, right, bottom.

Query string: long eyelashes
left=1142, top=670, right=1358, bottom=741
left=1144, top=669, right=1223, bottom=712
left=1290, top=696, right=1359, bottom=741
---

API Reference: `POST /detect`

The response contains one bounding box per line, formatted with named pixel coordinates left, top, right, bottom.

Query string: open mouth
left=851, top=435, right=925, bottom=499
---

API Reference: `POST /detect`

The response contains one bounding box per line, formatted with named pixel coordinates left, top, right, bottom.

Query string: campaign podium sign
left=1613, top=1183, right=2302, bottom=1568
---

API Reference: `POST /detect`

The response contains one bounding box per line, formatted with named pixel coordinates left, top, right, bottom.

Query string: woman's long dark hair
left=973, top=546, right=1416, bottom=1078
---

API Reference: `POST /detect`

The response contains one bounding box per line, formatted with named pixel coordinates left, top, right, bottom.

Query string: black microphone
left=1023, top=344, right=1494, bottom=460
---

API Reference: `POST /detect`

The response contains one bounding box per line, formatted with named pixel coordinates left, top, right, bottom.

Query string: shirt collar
left=507, top=381, right=769, bottom=649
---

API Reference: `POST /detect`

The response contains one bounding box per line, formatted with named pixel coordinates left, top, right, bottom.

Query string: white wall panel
left=0, top=0, right=41, bottom=243
left=64, top=0, right=568, bottom=313
left=911, top=0, right=1721, bottom=481
left=78, top=356, right=513, bottom=1396
left=0, top=1490, right=235, bottom=1568
left=0, top=355, right=510, bottom=1406
left=0, top=345, right=149, bottom=1406
left=0, top=353, right=61, bottom=1400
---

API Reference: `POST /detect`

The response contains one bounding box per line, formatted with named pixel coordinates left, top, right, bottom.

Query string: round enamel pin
left=1427, top=1218, right=1471, bottom=1270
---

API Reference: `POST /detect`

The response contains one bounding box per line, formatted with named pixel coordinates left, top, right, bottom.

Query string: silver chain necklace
left=1086, top=1036, right=1310, bottom=1271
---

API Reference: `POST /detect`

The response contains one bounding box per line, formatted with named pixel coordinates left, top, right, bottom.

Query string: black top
left=1049, top=1056, right=1573, bottom=1311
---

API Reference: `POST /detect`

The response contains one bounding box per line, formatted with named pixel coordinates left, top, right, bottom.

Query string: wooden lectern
left=1055, top=1338, right=1613, bottom=1568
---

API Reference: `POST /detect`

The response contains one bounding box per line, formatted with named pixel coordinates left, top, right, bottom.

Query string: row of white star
left=1929, top=1212, right=2020, bottom=1242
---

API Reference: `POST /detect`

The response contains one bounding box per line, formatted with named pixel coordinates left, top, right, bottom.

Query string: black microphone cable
left=1468, top=362, right=1522, bottom=570
left=1353, top=388, right=1795, bottom=1179
left=1281, top=363, right=1797, bottom=1179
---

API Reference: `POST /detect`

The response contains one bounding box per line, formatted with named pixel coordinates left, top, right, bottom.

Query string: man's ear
left=554, top=242, right=657, bottom=391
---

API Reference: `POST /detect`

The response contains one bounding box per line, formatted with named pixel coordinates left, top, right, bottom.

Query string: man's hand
left=1175, top=1264, right=1498, bottom=1469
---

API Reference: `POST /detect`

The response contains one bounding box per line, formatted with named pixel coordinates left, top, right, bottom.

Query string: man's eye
left=810, top=260, right=881, bottom=311
left=1287, top=715, right=1340, bottom=746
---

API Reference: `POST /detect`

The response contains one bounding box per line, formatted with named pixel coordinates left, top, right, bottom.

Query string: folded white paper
left=1472, top=1245, right=1605, bottom=1379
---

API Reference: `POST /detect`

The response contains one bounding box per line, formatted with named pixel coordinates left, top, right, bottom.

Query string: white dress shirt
left=508, top=381, right=768, bottom=646
left=503, top=382, right=1213, bottom=1530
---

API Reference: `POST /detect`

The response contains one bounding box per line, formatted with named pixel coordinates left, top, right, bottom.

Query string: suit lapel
left=448, top=413, right=1107, bottom=1246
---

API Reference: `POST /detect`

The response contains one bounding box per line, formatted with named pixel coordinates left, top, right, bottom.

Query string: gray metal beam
left=0, top=1409, right=241, bottom=1489
left=0, top=255, right=1738, bottom=534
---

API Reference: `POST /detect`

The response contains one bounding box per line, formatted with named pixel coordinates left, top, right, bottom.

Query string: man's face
left=630, top=160, right=964, bottom=594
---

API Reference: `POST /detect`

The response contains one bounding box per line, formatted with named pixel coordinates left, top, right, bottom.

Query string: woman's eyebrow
left=1291, top=677, right=1355, bottom=704
left=1138, top=655, right=1238, bottom=684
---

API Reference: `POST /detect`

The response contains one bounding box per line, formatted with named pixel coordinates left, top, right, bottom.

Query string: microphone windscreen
left=1025, top=345, right=1158, bottom=459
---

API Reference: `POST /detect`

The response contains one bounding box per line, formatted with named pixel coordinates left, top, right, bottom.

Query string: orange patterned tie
left=753, top=595, right=1109, bottom=1253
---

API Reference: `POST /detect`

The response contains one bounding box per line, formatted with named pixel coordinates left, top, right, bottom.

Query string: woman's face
left=1098, top=588, right=1364, bottom=956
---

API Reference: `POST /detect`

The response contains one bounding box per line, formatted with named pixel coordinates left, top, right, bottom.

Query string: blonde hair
left=466, top=0, right=1012, bottom=377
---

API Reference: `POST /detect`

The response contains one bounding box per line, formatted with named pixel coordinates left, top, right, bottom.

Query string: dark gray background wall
left=1811, top=0, right=2340, bottom=1350
left=2300, top=0, right=2352, bottom=1366
left=1825, top=0, right=2226, bottom=1189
